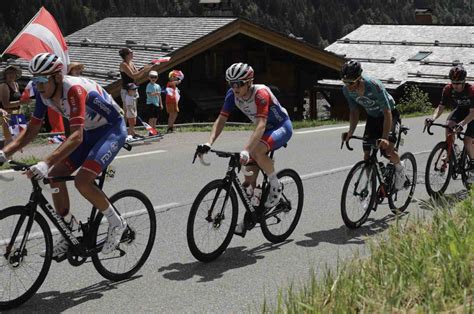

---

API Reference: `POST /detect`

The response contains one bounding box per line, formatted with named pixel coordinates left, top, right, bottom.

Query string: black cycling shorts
left=363, top=109, right=400, bottom=151
left=447, top=109, right=474, bottom=138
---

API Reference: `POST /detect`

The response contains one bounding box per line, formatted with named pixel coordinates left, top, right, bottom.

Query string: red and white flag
left=1, top=7, right=70, bottom=74
left=141, top=120, right=159, bottom=136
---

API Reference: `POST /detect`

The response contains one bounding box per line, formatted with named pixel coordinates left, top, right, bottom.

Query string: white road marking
left=117, top=150, right=167, bottom=159
left=295, top=124, right=366, bottom=135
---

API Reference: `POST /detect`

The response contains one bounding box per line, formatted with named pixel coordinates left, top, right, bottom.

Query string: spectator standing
left=124, top=83, right=143, bottom=141
left=0, top=65, right=22, bottom=146
left=146, top=70, right=163, bottom=135
left=67, top=62, right=85, bottom=76
left=165, top=70, right=184, bottom=133
left=119, top=47, right=152, bottom=105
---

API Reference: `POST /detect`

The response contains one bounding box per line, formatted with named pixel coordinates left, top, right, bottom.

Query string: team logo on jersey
left=256, top=93, right=267, bottom=106
left=110, top=141, right=119, bottom=152
left=356, top=96, right=378, bottom=110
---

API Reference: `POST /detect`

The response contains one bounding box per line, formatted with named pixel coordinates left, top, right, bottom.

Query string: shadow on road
left=158, top=241, right=291, bottom=283
left=295, top=212, right=406, bottom=248
left=12, top=276, right=141, bottom=313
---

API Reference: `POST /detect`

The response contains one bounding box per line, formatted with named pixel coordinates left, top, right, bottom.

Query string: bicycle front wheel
left=460, top=149, right=472, bottom=190
left=425, top=142, right=452, bottom=197
left=91, top=190, right=156, bottom=281
left=341, top=161, right=376, bottom=229
left=187, top=179, right=238, bottom=262
left=389, top=152, right=417, bottom=213
left=260, top=169, right=304, bottom=243
left=0, top=206, right=52, bottom=310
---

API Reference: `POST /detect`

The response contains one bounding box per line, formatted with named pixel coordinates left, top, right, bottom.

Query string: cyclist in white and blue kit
left=0, top=53, right=128, bottom=258
left=199, top=62, right=293, bottom=236
left=340, top=60, right=406, bottom=190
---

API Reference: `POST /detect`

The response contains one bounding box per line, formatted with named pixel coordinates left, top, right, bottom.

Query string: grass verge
left=265, top=190, right=473, bottom=312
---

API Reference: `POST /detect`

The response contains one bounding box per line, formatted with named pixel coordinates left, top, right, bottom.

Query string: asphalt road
left=0, top=114, right=468, bottom=313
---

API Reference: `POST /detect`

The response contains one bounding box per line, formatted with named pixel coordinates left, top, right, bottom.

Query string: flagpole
left=0, top=7, right=43, bottom=58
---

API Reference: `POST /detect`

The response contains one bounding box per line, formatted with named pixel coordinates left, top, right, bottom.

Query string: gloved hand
left=0, top=150, right=6, bottom=166
left=29, top=161, right=49, bottom=180
left=378, top=138, right=390, bottom=150
left=239, top=150, right=250, bottom=165
left=453, top=124, right=464, bottom=133
left=198, top=143, right=211, bottom=155
left=425, top=118, right=434, bottom=126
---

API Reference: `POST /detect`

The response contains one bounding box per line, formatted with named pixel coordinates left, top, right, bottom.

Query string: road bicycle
left=0, top=145, right=156, bottom=310
left=340, top=125, right=417, bottom=229
left=423, top=122, right=471, bottom=197
left=187, top=145, right=304, bottom=262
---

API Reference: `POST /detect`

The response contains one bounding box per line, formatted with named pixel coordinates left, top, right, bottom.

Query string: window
left=408, top=51, right=432, bottom=61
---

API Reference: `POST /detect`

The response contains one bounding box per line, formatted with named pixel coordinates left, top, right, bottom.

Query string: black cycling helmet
left=341, top=60, right=362, bottom=81
left=449, top=65, right=467, bottom=82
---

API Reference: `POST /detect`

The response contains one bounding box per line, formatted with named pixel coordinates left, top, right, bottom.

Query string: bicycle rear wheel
left=187, top=179, right=238, bottom=262
left=389, top=152, right=417, bottom=213
left=0, top=206, right=52, bottom=310
left=425, top=142, right=452, bottom=197
left=91, top=190, right=156, bottom=281
left=260, top=169, right=304, bottom=243
left=341, top=161, right=377, bottom=229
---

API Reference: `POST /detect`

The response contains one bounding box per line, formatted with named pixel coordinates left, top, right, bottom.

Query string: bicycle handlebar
left=341, top=136, right=376, bottom=151
left=192, top=148, right=254, bottom=176
left=423, top=122, right=465, bottom=140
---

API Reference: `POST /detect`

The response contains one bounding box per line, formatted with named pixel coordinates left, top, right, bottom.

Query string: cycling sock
left=104, top=204, right=123, bottom=227
left=395, top=162, right=404, bottom=171
left=268, top=172, right=279, bottom=186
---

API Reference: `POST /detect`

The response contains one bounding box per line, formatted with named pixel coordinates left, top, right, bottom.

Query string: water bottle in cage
left=251, top=185, right=262, bottom=206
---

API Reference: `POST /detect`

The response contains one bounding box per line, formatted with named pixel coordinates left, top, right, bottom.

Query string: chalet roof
left=322, top=24, right=474, bottom=88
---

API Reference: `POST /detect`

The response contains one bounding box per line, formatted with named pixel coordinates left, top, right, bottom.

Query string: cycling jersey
left=440, top=83, right=473, bottom=112
left=343, top=75, right=396, bottom=117
left=220, top=84, right=289, bottom=129
left=31, top=76, right=123, bottom=130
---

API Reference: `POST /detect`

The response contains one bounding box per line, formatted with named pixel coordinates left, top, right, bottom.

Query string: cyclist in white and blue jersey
left=340, top=60, right=406, bottom=190
left=198, top=63, right=293, bottom=236
left=0, top=53, right=128, bottom=257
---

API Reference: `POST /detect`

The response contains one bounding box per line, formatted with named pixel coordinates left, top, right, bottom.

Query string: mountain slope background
left=0, top=0, right=472, bottom=53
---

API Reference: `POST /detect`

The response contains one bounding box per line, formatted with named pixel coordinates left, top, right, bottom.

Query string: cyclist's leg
left=385, top=110, right=401, bottom=165
left=362, top=115, right=379, bottom=161
left=446, top=110, right=459, bottom=143
left=255, top=120, right=293, bottom=207
left=464, top=121, right=474, bottom=160
left=74, top=120, right=127, bottom=253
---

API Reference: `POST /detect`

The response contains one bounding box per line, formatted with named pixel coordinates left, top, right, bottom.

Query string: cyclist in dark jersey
left=340, top=60, right=406, bottom=190
left=425, top=65, right=474, bottom=182
left=0, top=53, right=128, bottom=257
left=198, top=63, right=293, bottom=237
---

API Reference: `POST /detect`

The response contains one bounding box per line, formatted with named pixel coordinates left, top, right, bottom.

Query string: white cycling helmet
left=225, top=63, right=254, bottom=82
left=29, top=53, right=64, bottom=75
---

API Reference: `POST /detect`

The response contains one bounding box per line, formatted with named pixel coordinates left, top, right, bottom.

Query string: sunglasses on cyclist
left=342, top=77, right=361, bottom=86
left=451, top=81, right=465, bottom=85
left=228, top=80, right=248, bottom=88
left=32, top=75, right=51, bottom=84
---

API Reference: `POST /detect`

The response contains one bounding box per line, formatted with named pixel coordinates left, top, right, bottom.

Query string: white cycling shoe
left=394, top=162, right=407, bottom=191
left=264, top=182, right=282, bottom=208
left=102, top=218, right=127, bottom=255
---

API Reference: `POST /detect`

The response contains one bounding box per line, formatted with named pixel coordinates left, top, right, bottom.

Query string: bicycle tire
left=341, top=161, right=377, bottom=229
left=187, top=179, right=238, bottom=262
left=388, top=152, right=417, bottom=213
left=91, top=189, right=156, bottom=281
left=260, top=169, right=304, bottom=243
left=0, top=206, right=52, bottom=310
left=460, top=148, right=472, bottom=190
left=425, top=142, right=452, bottom=198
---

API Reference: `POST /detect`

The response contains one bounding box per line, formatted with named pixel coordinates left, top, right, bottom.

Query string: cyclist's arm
left=431, top=105, right=445, bottom=121
left=2, top=122, right=41, bottom=157
left=381, top=108, right=393, bottom=140
left=208, top=114, right=227, bottom=145
left=44, top=125, right=83, bottom=167
left=245, top=116, right=266, bottom=152
left=347, top=107, right=359, bottom=138
left=459, top=86, right=474, bottom=127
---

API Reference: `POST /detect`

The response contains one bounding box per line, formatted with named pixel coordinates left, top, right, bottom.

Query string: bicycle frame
left=6, top=165, right=109, bottom=261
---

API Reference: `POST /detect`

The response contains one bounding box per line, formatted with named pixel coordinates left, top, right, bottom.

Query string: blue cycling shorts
left=261, top=119, right=293, bottom=151
left=64, top=119, right=127, bottom=175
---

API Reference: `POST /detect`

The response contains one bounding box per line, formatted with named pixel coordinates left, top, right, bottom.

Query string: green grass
left=265, top=190, right=473, bottom=313
left=0, top=155, right=41, bottom=170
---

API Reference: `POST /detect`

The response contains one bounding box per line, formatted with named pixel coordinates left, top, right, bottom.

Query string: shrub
left=397, top=85, right=433, bottom=114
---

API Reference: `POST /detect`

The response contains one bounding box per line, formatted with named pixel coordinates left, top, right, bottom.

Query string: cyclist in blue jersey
left=340, top=60, right=406, bottom=190
left=0, top=53, right=128, bottom=257
left=198, top=62, right=293, bottom=237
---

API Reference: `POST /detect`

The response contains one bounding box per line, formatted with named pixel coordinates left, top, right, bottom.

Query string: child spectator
left=146, top=70, right=163, bottom=135
left=124, top=83, right=143, bottom=141
left=165, top=70, right=184, bottom=133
